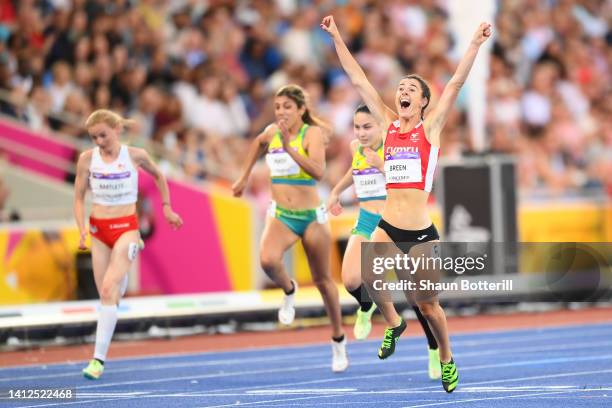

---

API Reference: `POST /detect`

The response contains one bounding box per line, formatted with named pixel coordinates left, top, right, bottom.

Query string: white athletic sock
left=93, top=304, right=118, bottom=362
left=119, top=275, right=128, bottom=297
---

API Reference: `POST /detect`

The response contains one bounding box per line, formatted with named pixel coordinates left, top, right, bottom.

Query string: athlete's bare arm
left=331, top=166, right=355, bottom=198
left=328, top=167, right=354, bottom=217
left=425, top=22, right=492, bottom=147
left=232, top=125, right=274, bottom=197
left=321, top=15, right=396, bottom=128
left=327, top=140, right=359, bottom=215
left=331, top=139, right=360, bottom=195
left=73, top=150, right=92, bottom=249
left=130, top=147, right=183, bottom=229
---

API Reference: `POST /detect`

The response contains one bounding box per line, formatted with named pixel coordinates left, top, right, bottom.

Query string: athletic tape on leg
left=127, top=242, right=140, bottom=261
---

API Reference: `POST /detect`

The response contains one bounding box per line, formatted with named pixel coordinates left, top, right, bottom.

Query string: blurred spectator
left=153, top=92, right=183, bottom=144
left=24, top=84, right=51, bottom=132
left=521, top=62, right=555, bottom=130
left=178, top=128, right=208, bottom=181
left=130, top=85, right=163, bottom=141
left=0, top=0, right=607, bottom=198
left=47, top=61, right=74, bottom=112
left=0, top=175, right=20, bottom=221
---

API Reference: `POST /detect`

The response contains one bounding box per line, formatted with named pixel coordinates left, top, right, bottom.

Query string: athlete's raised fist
left=320, top=15, right=340, bottom=38
left=472, top=22, right=492, bottom=46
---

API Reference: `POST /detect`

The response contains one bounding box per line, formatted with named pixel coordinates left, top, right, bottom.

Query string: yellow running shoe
left=353, top=303, right=377, bottom=340
left=428, top=348, right=441, bottom=379
left=82, top=359, right=104, bottom=380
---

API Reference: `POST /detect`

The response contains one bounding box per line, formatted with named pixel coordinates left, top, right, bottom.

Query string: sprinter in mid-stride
left=232, top=84, right=348, bottom=373
left=74, top=109, right=183, bottom=380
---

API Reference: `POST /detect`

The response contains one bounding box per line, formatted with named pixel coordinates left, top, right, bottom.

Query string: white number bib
left=266, top=150, right=300, bottom=177
left=384, top=151, right=422, bottom=184
left=90, top=171, right=132, bottom=203
left=353, top=169, right=387, bottom=198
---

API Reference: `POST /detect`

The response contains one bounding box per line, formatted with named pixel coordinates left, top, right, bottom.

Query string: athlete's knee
left=417, top=301, right=439, bottom=319
left=259, top=251, right=282, bottom=272
left=361, top=268, right=377, bottom=287
left=100, top=279, right=119, bottom=302
left=312, top=273, right=334, bottom=290
left=342, top=271, right=361, bottom=292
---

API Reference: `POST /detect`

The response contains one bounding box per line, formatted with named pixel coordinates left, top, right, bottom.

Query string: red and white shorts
left=89, top=214, right=139, bottom=248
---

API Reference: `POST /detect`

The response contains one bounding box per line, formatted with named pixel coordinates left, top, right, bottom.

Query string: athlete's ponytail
left=85, top=109, right=136, bottom=130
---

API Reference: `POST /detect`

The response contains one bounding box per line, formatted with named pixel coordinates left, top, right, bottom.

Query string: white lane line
left=11, top=368, right=611, bottom=408
left=231, top=392, right=612, bottom=408
left=4, top=324, right=611, bottom=380
left=246, top=388, right=356, bottom=395
left=200, top=393, right=349, bottom=408
left=198, top=366, right=612, bottom=397
left=413, top=368, right=612, bottom=391
left=62, top=386, right=612, bottom=399
left=200, top=387, right=612, bottom=408
left=1, top=350, right=329, bottom=383
left=75, top=392, right=148, bottom=397
left=199, top=390, right=575, bottom=408
left=72, top=348, right=612, bottom=390
left=13, top=397, right=132, bottom=408
left=400, top=391, right=576, bottom=408
left=29, top=358, right=612, bottom=408
left=3, top=322, right=611, bottom=372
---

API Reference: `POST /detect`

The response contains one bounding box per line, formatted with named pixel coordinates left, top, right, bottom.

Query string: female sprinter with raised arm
left=322, top=16, right=492, bottom=392
left=232, top=84, right=348, bottom=372
left=328, top=104, right=441, bottom=380
left=74, top=109, right=183, bottom=379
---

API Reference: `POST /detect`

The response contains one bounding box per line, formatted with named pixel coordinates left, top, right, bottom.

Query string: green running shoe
left=82, top=359, right=104, bottom=380
left=441, top=358, right=458, bottom=393
left=353, top=303, right=377, bottom=340
left=428, top=348, right=441, bottom=379
left=377, top=318, right=407, bottom=359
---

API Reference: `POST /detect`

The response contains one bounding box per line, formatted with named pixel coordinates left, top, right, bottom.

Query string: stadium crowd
left=0, top=0, right=609, bottom=203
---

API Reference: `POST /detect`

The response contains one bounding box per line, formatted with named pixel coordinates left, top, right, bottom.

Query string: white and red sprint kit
left=383, top=120, right=439, bottom=192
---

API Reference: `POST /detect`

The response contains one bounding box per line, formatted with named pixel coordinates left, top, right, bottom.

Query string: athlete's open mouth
left=400, top=99, right=411, bottom=109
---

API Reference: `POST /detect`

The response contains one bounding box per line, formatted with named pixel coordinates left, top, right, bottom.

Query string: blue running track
left=1, top=322, right=611, bottom=407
